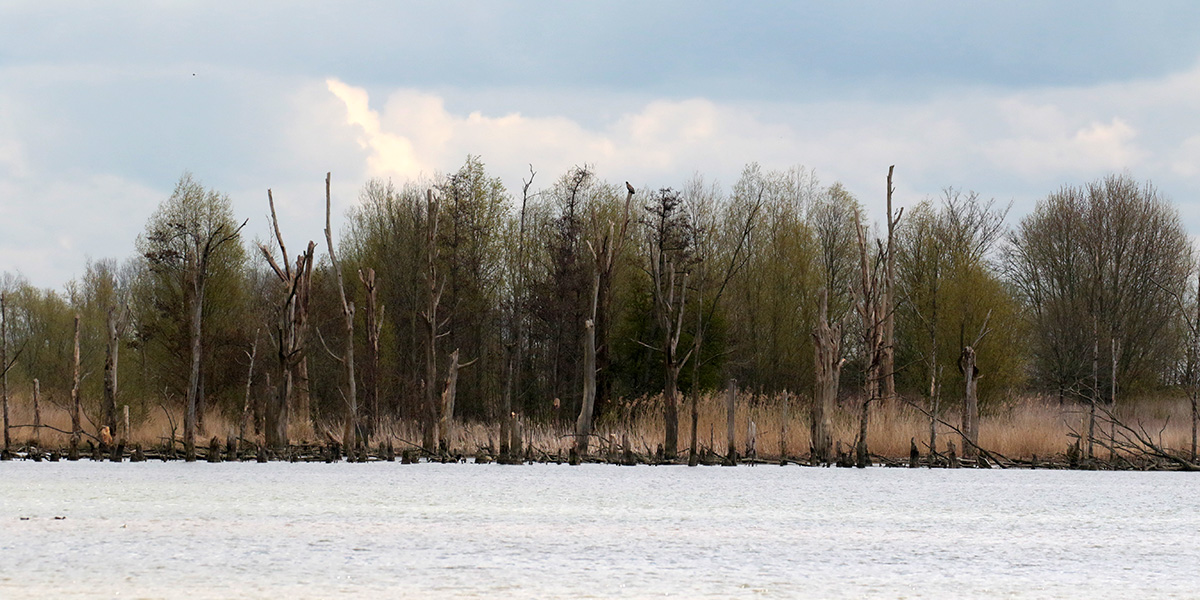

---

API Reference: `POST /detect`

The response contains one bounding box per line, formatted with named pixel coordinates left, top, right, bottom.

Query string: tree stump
left=207, top=437, right=222, bottom=463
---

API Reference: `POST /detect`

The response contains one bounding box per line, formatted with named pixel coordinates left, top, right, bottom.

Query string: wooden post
left=725, top=379, right=737, bottom=465
left=122, top=405, right=130, bottom=444
left=779, top=391, right=788, bottom=463
left=32, top=379, right=41, bottom=448
left=746, top=419, right=757, bottom=461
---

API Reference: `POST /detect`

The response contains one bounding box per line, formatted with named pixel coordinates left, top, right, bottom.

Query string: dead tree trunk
left=0, top=293, right=7, bottom=455
left=812, top=288, right=842, bottom=465
left=237, top=330, right=259, bottom=456
left=32, top=379, right=41, bottom=448
left=70, top=314, right=82, bottom=458
left=358, top=268, right=381, bottom=437
left=184, top=273, right=204, bottom=462
left=853, top=215, right=882, bottom=468
left=439, top=350, right=463, bottom=453
left=575, top=316, right=597, bottom=456
left=325, top=172, right=359, bottom=453
left=579, top=184, right=635, bottom=458
left=958, top=312, right=991, bottom=460
left=779, top=391, right=789, bottom=462
left=883, top=165, right=897, bottom=401
left=960, top=346, right=980, bottom=458
left=725, top=379, right=737, bottom=465
left=103, top=306, right=119, bottom=437
left=423, top=189, right=443, bottom=452
left=260, top=189, right=313, bottom=450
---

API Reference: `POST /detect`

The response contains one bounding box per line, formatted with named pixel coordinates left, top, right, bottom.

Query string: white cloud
left=322, top=57, right=1200, bottom=228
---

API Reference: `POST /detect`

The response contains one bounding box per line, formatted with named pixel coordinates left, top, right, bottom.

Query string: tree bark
left=0, top=293, right=8, bottom=455
left=439, top=350, right=461, bottom=453
left=883, top=165, right=897, bottom=400
left=184, top=273, right=204, bottom=462
left=70, top=314, right=82, bottom=457
left=960, top=345, right=980, bottom=459
left=725, top=379, right=737, bottom=465
left=576, top=317, right=597, bottom=456
left=103, top=306, right=119, bottom=437
left=423, top=189, right=442, bottom=452
left=812, top=288, right=841, bottom=465
left=32, top=379, right=40, bottom=448
left=326, top=172, right=359, bottom=454
left=359, top=268, right=380, bottom=437
left=237, top=330, right=258, bottom=456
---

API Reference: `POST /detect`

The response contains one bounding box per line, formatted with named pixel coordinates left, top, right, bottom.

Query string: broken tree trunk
left=358, top=268, right=381, bottom=438
left=883, top=165, right=897, bottom=401
left=725, top=379, right=737, bottom=465
left=260, top=188, right=314, bottom=450
left=423, top=189, right=442, bottom=452
left=103, top=306, right=119, bottom=437
left=326, top=172, right=359, bottom=454
left=960, top=345, right=980, bottom=459
left=439, top=349, right=462, bottom=453
left=812, top=288, right=841, bottom=465
left=575, top=316, right=597, bottom=456
left=32, top=379, right=40, bottom=448
left=237, top=330, right=259, bottom=456
left=70, top=314, right=82, bottom=457
left=0, top=293, right=7, bottom=455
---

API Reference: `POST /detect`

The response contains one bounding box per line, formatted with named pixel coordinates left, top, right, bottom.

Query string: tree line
left=1, top=158, right=1194, bottom=462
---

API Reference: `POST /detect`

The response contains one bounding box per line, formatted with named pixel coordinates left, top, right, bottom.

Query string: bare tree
left=70, top=314, right=81, bottom=458
left=576, top=182, right=634, bottom=456
left=422, top=189, right=446, bottom=452
left=811, top=288, right=843, bottom=464
left=851, top=169, right=901, bottom=468
left=643, top=188, right=697, bottom=460
left=358, top=267, right=382, bottom=437
left=325, top=173, right=360, bottom=454
left=259, top=189, right=314, bottom=450
left=958, top=311, right=992, bottom=458
left=142, top=175, right=247, bottom=460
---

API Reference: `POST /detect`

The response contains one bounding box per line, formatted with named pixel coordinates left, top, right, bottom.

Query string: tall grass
left=3, top=390, right=1196, bottom=460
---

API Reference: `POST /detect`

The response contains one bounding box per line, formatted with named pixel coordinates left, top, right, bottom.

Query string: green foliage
left=895, top=190, right=1024, bottom=411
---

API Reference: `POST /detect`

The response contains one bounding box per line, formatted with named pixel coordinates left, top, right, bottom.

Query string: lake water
left=1, top=461, right=1198, bottom=599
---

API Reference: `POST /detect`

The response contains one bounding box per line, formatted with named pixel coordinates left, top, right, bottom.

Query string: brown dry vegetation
left=7, top=389, right=1197, bottom=462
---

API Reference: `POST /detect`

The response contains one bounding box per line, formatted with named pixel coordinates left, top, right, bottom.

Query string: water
left=2, top=461, right=1198, bottom=599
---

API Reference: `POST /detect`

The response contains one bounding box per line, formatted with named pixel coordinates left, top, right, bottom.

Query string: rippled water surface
left=2, top=461, right=1199, bottom=598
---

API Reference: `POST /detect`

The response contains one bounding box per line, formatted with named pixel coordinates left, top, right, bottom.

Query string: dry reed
left=3, top=390, right=1197, bottom=461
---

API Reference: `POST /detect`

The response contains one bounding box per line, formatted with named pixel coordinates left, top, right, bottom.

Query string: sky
left=4, top=1, right=1200, bottom=289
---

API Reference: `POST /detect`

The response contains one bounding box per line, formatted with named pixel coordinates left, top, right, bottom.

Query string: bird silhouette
left=626, top=181, right=635, bottom=195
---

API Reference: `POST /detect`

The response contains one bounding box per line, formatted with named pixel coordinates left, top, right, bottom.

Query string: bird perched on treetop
left=626, top=181, right=635, bottom=195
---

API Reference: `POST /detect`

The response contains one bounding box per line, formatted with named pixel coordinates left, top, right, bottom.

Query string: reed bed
left=4, top=391, right=1197, bottom=462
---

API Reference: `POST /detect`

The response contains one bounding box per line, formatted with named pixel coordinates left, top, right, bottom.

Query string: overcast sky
left=4, top=1, right=1200, bottom=289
